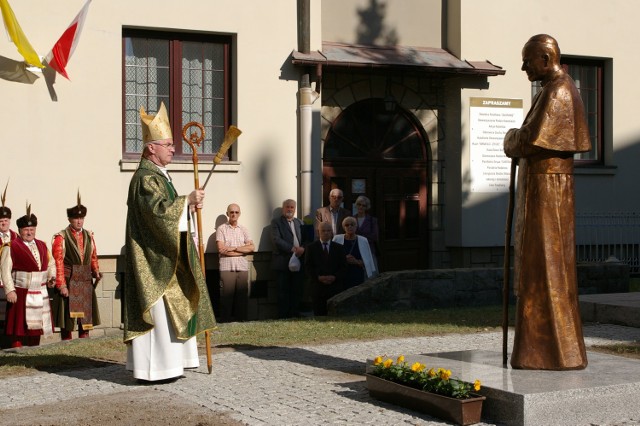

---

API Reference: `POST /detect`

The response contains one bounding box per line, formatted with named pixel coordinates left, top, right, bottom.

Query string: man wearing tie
left=1, top=211, right=56, bottom=348
left=271, top=199, right=305, bottom=318
left=315, top=189, right=351, bottom=237
left=305, top=222, right=347, bottom=316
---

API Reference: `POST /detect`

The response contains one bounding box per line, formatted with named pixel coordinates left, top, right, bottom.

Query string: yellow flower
left=410, top=362, right=425, bottom=372
left=370, top=353, right=481, bottom=400
left=439, top=369, right=452, bottom=380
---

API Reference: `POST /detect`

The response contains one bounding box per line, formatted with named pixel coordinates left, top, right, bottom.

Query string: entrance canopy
left=292, top=42, right=505, bottom=76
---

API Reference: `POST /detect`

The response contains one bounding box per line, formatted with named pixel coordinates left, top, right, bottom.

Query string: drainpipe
left=297, top=0, right=315, bottom=220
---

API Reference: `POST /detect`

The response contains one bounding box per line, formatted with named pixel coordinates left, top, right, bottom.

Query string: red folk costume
left=0, top=230, right=17, bottom=330
left=0, top=229, right=17, bottom=245
left=1, top=222, right=55, bottom=347
left=51, top=202, right=101, bottom=339
left=0, top=203, right=14, bottom=245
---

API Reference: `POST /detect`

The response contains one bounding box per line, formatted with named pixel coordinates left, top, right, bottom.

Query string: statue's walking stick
left=502, top=158, right=517, bottom=366
left=182, top=121, right=213, bottom=374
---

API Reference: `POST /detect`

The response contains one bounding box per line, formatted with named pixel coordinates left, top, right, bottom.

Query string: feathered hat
left=67, top=189, right=87, bottom=218
left=16, top=202, right=37, bottom=228
left=0, top=181, right=11, bottom=219
left=140, top=102, right=173, bottom=143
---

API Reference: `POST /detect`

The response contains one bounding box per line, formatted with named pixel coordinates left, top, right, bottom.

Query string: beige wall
left=322, top=0, right=442, bottom=47
left=2, top=0, right=640, bottom=313
left=0, top=0, right=314, bottom=259
left=445, top=0, right=640, bottom=247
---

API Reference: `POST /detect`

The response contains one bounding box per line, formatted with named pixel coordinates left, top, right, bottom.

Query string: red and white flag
left=45, top=0, right=91, bottom=80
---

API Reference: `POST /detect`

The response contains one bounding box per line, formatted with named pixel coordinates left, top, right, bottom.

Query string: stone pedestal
left=401, top=350, right=640, bottom=426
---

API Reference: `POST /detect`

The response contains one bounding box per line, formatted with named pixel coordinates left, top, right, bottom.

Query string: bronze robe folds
left=124, top=158, right=216, bottom=342
left=504, top=71, right=591, bottom=370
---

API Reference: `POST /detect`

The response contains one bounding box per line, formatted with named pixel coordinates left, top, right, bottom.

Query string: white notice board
left=469, top=97, right=523, bottom=193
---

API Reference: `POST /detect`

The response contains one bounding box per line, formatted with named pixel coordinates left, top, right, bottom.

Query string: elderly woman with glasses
left=354, top=195, right=379, bottom=266
left=333, top=216, right=377, bottom=289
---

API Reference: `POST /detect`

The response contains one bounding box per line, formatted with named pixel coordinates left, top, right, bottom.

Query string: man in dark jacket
left=270, top=199, right=305, bottom=318
left=305, top=222, right=346, bottom=316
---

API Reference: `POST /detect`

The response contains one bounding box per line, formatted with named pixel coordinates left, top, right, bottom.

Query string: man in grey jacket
left=271, top=199, right=305, bottom=318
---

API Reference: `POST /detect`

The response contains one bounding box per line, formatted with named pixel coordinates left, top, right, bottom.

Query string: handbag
left=288, top=253, right=301, bottom=272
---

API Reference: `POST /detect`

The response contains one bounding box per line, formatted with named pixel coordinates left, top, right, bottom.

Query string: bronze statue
left=503, top=34, right=591, bottom=370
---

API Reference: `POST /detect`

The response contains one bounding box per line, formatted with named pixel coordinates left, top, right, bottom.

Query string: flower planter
left=365, top=373, right=486, bottom=426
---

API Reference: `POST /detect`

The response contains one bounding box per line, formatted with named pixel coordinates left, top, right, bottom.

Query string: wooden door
left=376, top=167, right=428, bottom=271
left=322, top=164, right=428, bottom=271
left=322, top=97, right=431, bottom=271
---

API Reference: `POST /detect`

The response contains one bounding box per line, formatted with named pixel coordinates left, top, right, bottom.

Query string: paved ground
left=1, top=323, right=640, bottom=425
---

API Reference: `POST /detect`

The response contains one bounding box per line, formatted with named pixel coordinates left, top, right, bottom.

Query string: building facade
left=0, top=0, right=637, bottom=325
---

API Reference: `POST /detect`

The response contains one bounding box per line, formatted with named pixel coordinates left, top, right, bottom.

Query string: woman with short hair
left=333, top=216, right=376, bottom=289
left=354, top=195, right=380, bottom=269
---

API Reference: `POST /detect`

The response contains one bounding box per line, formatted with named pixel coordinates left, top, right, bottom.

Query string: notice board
left=469, top=97, right=523, bottom=193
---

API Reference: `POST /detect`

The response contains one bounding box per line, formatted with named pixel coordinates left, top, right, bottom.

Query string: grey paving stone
left=1, top=325, right=640, bottom=425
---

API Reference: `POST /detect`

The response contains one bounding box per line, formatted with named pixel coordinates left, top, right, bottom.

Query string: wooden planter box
left=366, top=373, right=485, bottom=426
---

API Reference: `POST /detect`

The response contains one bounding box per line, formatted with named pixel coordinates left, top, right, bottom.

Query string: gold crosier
left=182, top=122, right=241, bottom=374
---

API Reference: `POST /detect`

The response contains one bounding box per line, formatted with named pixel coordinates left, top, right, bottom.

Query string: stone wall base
left=327, top=263, right=629, bottom=316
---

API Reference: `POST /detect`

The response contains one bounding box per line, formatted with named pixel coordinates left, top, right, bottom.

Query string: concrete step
left=405, top=350, right=640, bottom=426
left=580, top=292, right=640, bottom=327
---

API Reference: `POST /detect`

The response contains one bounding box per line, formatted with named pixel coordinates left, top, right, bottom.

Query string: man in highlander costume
left=504, top=34, right=591, bottom=370
left=0, top=196, right=17, bottom=245
left=124, top=102, right=216, bottom=382
left=1, top=209, right=56, bottom=348
left=51, top=196, right=102, bottom=340
left=0, top=196, right=17, bottom=337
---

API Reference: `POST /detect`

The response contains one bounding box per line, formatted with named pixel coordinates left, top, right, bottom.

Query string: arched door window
left=322, top=98, right=429, bottom=271
left=324, top=99, right=427, bottom=161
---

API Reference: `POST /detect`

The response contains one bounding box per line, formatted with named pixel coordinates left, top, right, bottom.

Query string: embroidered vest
left=63, top=228, right=93, bottom=278
left=11, top=239, right=48, bottom=272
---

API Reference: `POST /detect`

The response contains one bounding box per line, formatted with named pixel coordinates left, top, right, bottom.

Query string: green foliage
left=370, top=355, right=482, bottom=399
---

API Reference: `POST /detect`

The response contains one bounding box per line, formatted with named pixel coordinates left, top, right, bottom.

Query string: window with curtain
left=532, top=58, right=604, bottom=164
left=122, top=29, right=232, bottom=161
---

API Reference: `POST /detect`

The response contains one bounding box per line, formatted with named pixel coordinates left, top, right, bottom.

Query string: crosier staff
left=182, top=122, right=241, bottom=374
left=182, top=121, right=213, bottom=374
left=202, top=126, right=242, bottom=190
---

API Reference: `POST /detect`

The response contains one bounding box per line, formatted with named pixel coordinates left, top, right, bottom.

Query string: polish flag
left=45, top=0, right=91, bottom=80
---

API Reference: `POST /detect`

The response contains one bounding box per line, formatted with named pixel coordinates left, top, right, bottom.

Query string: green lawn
left=1, top=305, right=637, bottom=378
